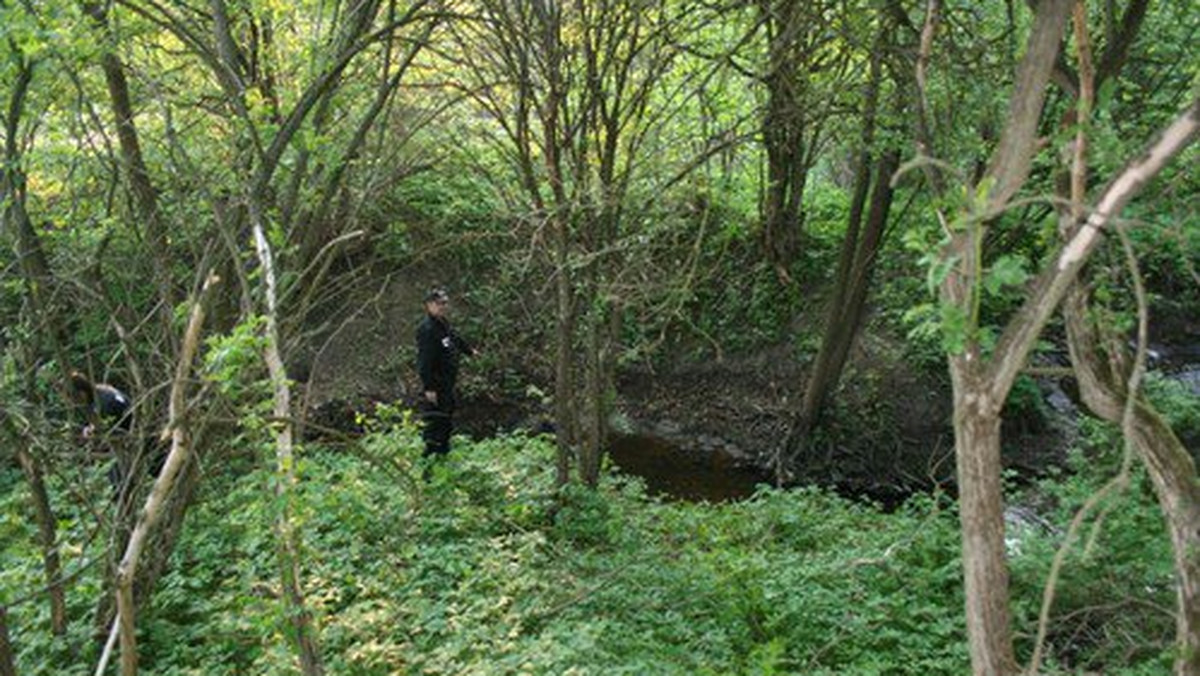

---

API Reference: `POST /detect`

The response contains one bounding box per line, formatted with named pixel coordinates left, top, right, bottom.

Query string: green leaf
left=925, top=253, right=959, bottom=295
left=940, top=303, right=968, bottom=355
left=983, top=255, right=1029, bottom=296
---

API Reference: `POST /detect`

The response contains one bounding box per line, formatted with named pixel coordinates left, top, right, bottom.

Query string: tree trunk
left=83, top=0, right=176, bottom=318
left=932, top=4, right=1073, bottom=672
left=0, top=606, right=16, bottom=676
left=1064, top=284, right=1200, bottom=675
left=4, top=410, right=65, bottom=636
left=950, top=367, right=1017, bottom=676
left=104, top=276, right=215, bottom=676
left=552, top=211, right=576, bottom=488
left=132, top=458, right=203, bottom=614
left=251, top=209, right=325, bottom=676
left=787, top=149, right=898, bottom=464
left=579, top=295, right=605, bottom=489
left=781, top=13, right=899, bottom=472
left=758, top=0, right=810, bottom=270
left=13, top=446, right=66, bottom=636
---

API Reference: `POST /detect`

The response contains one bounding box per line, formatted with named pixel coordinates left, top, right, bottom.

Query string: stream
left=607, top=433, right=772, bottom=503
left=606, top=359, right=1199, bottom=505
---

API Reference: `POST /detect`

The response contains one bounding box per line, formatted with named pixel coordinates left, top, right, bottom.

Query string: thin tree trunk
left=251, top=210, right=325, bottom=676
left=0, top=606, right=16, bottom=676
left=3, top=52, right=92, bottom=642
left=2, top=410, right=65, bottom=637
left=1034, top=8, right=1200, bottom=668
left=787, top=149, right=898, bottom=463
left=579, top=293, right=604, bottom=488
left=13, top=446, right=66, bottom=636
left=82, top=0, right=177, bottom=319
left=1064, top=285, right=1200, bottom=675
left=758, top=0, right=810, bottom=270
left=538, top=0, right=576, bottom=489
left=934, top=3, right=1071, bottom=672
left=553, top=212, right=576, bottom=488
left=107, top=275, right=216, bottom=676
left=782, top=14, right=900, bottom=472
left=132, top=459, right=204, bottom=615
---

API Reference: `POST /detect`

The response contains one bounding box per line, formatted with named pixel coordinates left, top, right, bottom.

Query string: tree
left=1, top=0, right=82, bottom=640
left=1045, top=3, right=1200, bottom=671
left=910, top=0, right=1199, bottom=670
left=449, top=0, right=709, bottom=487
left=755, top=0, right=843, bottom=274
left=84, top=0, right=442, bottom=667
left=780, top=2, right=905, bottom=474
left=103, top=277, right=215, bottom=676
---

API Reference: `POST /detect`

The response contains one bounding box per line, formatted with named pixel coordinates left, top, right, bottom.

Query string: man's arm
left=452, top=331, right=476, bottom=358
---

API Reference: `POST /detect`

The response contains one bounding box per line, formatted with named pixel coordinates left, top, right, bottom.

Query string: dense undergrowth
left=1, top=413, right=1180, bottom=675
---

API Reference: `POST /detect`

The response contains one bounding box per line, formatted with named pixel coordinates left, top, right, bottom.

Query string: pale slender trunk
left=251, top=212, right=325, bottom=676
left=104, top=276, right=215, bottom=676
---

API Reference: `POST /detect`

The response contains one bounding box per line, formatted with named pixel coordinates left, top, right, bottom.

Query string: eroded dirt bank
left=294, top=269, right=1085, bottom=503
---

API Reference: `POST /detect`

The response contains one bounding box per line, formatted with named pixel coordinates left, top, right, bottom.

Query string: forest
left=1, top=0, right=1198, bottom=674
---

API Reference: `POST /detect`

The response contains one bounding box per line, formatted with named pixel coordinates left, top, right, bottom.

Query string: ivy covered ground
left=2, top=412, right=1181, bottom=675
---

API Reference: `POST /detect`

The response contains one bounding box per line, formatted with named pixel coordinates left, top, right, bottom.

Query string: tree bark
left=757, top=0, right=816, bottom=270
left=786, top=150, right=898, bottom=464
left=579, top=285, right=605, bottom=488
left=13, top=446, right=66, bottom=636
left=1064, top=284, right=1200, bottom=675
left=552, top=213, right=577, bottom=488
left=3, top=45, right=91, bottom=642
left=939, top=94, right=1198, bottom=676
left=1, top=412, right=66, bottom=637
left=951, top=370, right=1016, bottom=675
left=106, top=275, right=216, bottom=676
left=251, top=210, right=325, bottom=676
left=0, top=606, right=16, bottom=676
left=82, top=0, right=177, bottom=318
left=1035, top=9, right=1199, bottom=670
left=938, top=4, right=1072, bottom=673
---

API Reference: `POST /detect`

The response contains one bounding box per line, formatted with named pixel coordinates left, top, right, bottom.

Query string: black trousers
left=421, top=400, right=454, bottom=457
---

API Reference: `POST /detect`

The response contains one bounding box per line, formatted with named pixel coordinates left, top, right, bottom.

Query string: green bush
left=1007, top=417, right=1178, bottom=673
left=0, top=416, right=1182, bottom=674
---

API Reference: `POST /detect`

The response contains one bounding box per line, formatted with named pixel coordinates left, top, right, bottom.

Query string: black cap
left=424, top=287, right=450, bottom=303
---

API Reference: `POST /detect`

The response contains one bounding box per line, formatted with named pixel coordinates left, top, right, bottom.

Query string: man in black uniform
left=70, top=371, right=133, bottom=438
left=416, top=288, right=476, bottom=457
left=70, top=371, right=135, bottom=497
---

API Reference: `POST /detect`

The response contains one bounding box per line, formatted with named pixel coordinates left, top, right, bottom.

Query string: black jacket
left=93, top=383, right=133, bottom=432
left=416, top=314, right=473, bottom=408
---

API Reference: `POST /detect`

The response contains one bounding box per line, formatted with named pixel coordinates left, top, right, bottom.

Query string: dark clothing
left=420, top=401, right=454, bottom=457
left=416, top=314, right=473, bottom=456
left=77, top=381, right=135, bottom=500
left=93, top=383, right=132, bottom=432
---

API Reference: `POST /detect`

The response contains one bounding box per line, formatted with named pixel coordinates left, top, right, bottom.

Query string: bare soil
left=294, top=264, right=1074, bottom=503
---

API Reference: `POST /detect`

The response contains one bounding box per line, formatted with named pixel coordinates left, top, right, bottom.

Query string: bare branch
left=986, top=96, right=1200, bottom=403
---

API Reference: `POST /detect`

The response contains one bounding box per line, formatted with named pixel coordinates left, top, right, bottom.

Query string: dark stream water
left=604, top=353, right=1200, bottom=505
left=607, top=434, right=772, bottom=503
